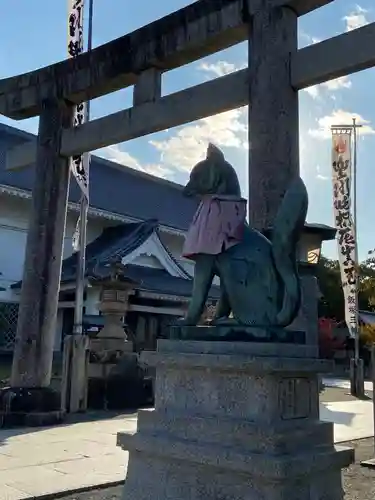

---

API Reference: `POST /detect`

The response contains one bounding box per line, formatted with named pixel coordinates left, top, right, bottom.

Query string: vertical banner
left=331, top=130, right=357, bottom=337
left=68, top=0, right=89, bottom=200
left=68, top=0, right=89, bottom=252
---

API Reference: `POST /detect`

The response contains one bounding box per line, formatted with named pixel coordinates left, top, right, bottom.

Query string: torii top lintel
left=0, top=0, right=332, bottom=120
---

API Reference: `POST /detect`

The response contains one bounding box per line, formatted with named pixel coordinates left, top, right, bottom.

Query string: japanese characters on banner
left=331, top=131, right=357, bottom=337
left=68, top=0, right=89, bottom=200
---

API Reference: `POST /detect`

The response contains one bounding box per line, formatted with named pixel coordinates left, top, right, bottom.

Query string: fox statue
left=180, top=143, right=308, bottom=328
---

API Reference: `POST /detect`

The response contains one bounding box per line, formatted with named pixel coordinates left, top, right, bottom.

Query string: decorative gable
left=121, top=231, right=190, bottom=279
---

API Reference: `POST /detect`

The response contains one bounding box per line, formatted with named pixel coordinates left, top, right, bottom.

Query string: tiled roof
left=11, top=219, right=220, bottom=299
left=118, top=264, right=220, bottom=299
left=0, top=123, right=197, bottom=231
left=60, top=220, right=159, bottom=282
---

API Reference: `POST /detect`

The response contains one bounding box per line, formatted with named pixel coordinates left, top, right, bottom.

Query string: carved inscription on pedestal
left=278, top=378, right=311, bottom=420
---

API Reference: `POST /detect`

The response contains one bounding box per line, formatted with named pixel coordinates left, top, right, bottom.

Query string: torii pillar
left=248, top=6, right=319, bottom=346
left=0, top=99, right=73, bottom=426
left=248, top=6, right=298, bottom=230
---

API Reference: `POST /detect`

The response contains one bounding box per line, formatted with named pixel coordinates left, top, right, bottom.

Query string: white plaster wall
left=0, top=196, right=29, bottom=300
left=63, top=211, right=109, bottom=260
left=85, top=287, right=101, bottom=315
left=0, top=195, right=110, bottom=298
left=0, top=195, right=112, bottom=354
left=132, top=254, right=164, bottom=269
left=159, top=231, right=220, bottom=285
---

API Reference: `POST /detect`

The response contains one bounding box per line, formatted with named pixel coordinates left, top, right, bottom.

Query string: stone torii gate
left=1, top=0, right=375, bottom=392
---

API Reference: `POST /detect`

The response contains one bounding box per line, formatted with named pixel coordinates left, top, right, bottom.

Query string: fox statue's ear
left=207, top=143, right=225, bottom=161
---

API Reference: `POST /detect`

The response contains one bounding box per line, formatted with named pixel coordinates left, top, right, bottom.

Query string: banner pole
left=352, top=118, right=360, bottom=365
left=351, top=118, right=364, bottom=397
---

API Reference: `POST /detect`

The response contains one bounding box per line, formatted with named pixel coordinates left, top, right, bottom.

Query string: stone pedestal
left=87, top=337, right=139, bottom=410
left=118, top=332, right=354, bottom=499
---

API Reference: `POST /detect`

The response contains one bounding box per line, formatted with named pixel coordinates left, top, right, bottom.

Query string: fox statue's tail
left=271, top=176, right=309, bottom=327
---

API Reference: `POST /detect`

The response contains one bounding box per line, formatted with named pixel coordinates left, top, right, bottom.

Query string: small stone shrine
left=118, top=146, right=354, bottom=499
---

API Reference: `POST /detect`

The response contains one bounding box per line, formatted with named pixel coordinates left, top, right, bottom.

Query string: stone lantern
left=87, top=262, right=142, bottom=409
left=264, top=222, right=336, bottom=346
left=92, top=261, right=138, bottom=341
left=297, top=223, right=336, bottom=267
left=295, top=223, right=336, bottom=346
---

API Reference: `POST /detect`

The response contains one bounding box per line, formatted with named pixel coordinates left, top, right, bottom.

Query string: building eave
left=0, top=181, right=336, bottom=241
left=0, top=183, right=186, bottom=237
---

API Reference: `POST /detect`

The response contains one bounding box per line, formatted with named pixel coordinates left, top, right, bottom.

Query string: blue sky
left=1, top=1, right=375, bottom=260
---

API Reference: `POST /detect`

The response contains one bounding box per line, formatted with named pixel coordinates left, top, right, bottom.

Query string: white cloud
left=95, top=61, right=248, bottom=181
left=344, top=5, right=371, bottom=31
left=323, top=76, right=352, bottom=92
left=299, top=31, right=321, bottom=48
left=304, top=86, right=320, bottom=99
left=300, top=34, right=352, bottom=99
left=150, top=107, right=247, bottom=173
left=304, top=75, right=352, bottom=100
left=198, top=60, right=247, bottom=78
left=95, top=144, right=172, bottom=179
left=149, top=62, right=248, bottom=173
left=308, top=110, right=375, bottom=140
left=300, top=137, right=329, bottom=181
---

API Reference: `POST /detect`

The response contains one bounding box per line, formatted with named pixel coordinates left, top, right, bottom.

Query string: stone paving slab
left=0, top=401, right=372, bottom=499
left=323, top=377, right=374, bottom=392
left=1, top=485, right=29, bottom=500
left=0, top=414, right=136, bottom=500
left=321, top=400, right=374, bottom=443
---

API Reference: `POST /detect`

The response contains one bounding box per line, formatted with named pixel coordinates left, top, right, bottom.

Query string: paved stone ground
left=322, top=378, right=374, bottom=393
left=54, top=438, right=375, bottom=500
left=320, top=387, right=367, bottom=403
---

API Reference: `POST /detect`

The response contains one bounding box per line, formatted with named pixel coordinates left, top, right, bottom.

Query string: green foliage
left=317, top=256, right=345, bottom=321
left=359, top=249, right=375, bottom=307
left=317, top=253, right=375, bottom=321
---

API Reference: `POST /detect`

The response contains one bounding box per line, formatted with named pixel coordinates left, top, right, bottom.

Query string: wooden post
left=248, top=6, right=299, bottom=230
left=10, top=99, right=73, bottom=388
left=61, top=335, right=89, bottom=413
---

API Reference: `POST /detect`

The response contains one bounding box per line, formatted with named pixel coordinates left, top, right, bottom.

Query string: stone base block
left=0, top=386, right=65, bottom=428
left=118, top=338, right=354, bottom=499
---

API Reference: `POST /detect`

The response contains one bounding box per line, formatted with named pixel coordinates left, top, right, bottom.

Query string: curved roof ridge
left=154, top=227, right=191, bottom=280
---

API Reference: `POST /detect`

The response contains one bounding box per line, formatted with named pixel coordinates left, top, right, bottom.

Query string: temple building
left=0, top=122, right=335, bottom=352
left=0, top=123, right=219, bottom=352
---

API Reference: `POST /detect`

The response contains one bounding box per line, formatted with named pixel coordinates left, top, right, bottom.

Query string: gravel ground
left=342, top=438, right=375, bottom=500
